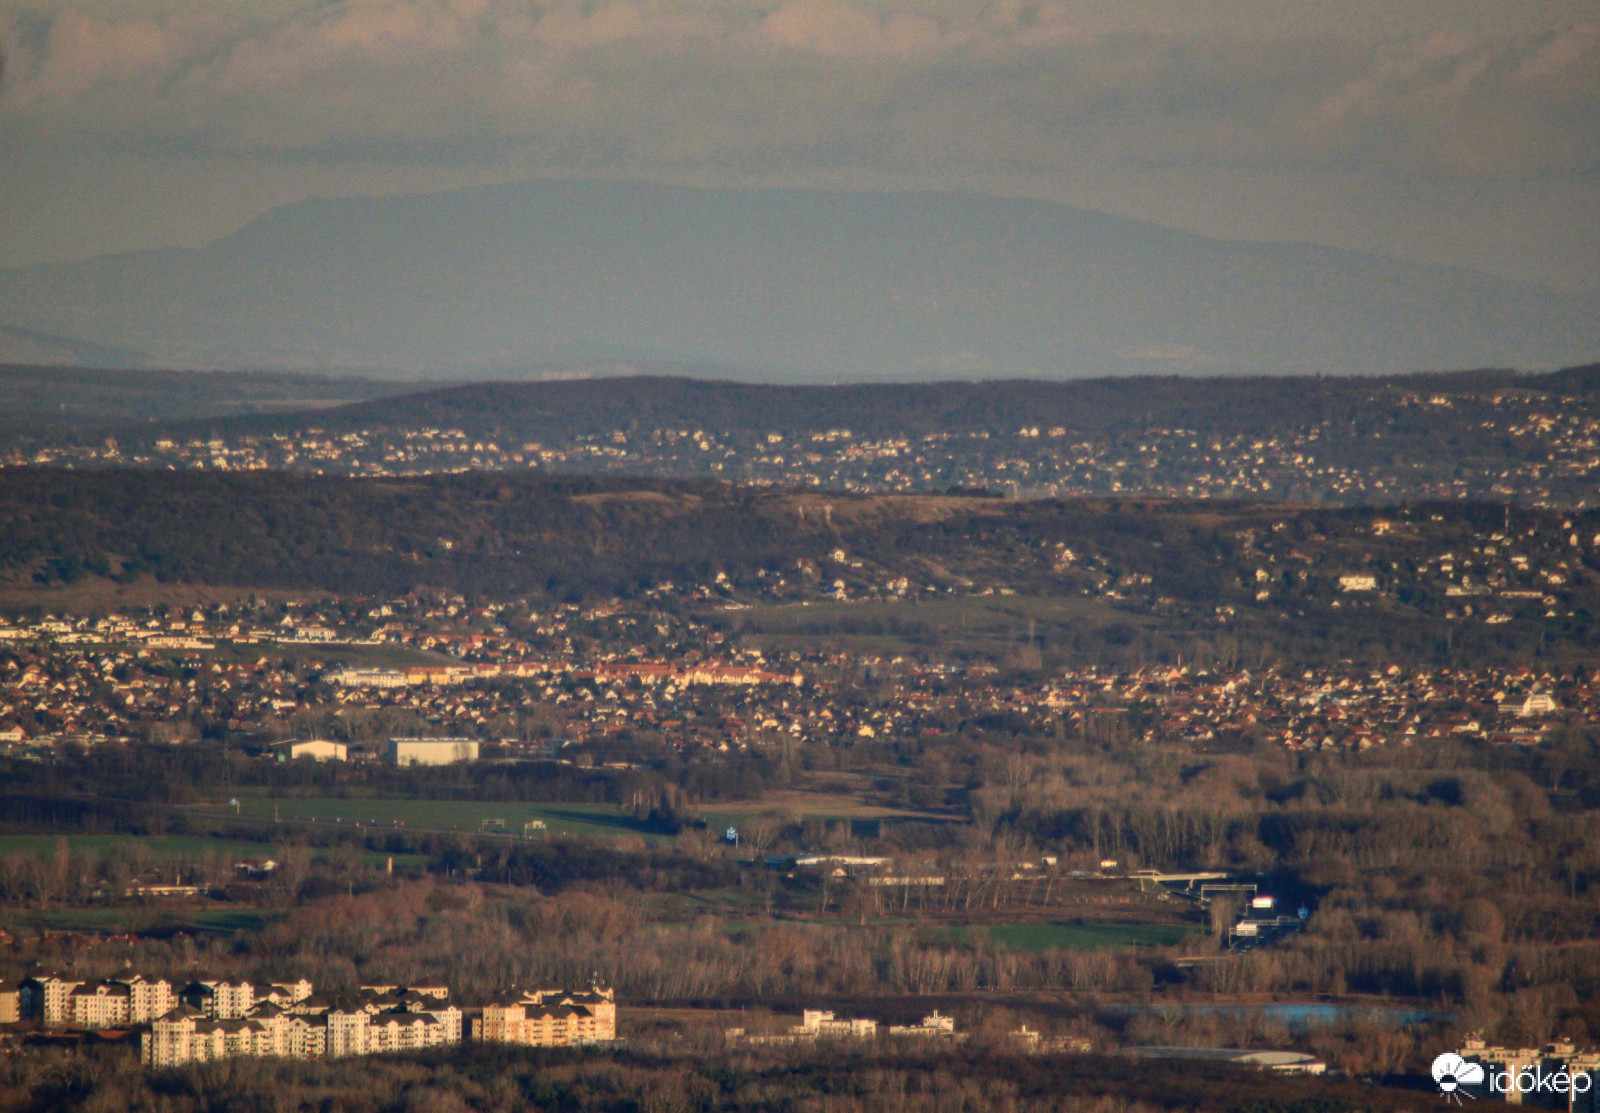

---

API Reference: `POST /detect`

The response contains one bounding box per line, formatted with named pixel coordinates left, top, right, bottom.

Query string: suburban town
left=11, top=382, right=1600, bottom=508
left=0, top=591, right=1584, bottom=761
left=4, top=0, right=1596, bottom=1105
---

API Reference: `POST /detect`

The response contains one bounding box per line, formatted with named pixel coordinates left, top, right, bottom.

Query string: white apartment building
left=258, top=980, right=315, bottom=1008
left=179, top=979, right=255, bottom=1019
left=125, top=976, right=179, bottom=1024
left=143, top=985, right=461, bottom=1068
left=23, top=975, right=182, bottom=1030
left=21, top=976, right=83, bottom=1027
left=69, top=982, right=131, bottom=1028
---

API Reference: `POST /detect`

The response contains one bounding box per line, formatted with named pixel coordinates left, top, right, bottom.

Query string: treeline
left=0, top=1040, right=1428, bottom=1113
left=0, top=743, right=780, bottom=821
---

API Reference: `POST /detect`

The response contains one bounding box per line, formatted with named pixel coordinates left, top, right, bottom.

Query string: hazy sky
left=2, top=0, right=1597, bottom=292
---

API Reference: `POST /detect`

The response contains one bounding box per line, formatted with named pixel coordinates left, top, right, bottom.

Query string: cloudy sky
left=2, top=0, right=1596, bottom=292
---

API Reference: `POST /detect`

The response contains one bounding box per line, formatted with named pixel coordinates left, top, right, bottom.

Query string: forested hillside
left=5, top=469, right=1600, bottom=666
left=56, top=365, right=1600, bottom=445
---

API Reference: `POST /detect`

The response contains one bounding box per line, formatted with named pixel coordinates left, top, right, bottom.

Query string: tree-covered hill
left=4, top=469, right=1600, bottom=664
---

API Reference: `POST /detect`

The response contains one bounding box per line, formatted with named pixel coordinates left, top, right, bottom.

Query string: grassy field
left=210, top=796, right=669, bottom=842
left=0, top=833, right=283, bottom=861
left=4, top=905, right=278, bottom=935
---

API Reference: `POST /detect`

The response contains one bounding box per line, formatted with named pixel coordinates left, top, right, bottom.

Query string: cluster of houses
left=14, top=385, right=1600, bottom=506
left=0, top=974, right=615, bottom=1068
left=1, top=586, right=1590, bottom=757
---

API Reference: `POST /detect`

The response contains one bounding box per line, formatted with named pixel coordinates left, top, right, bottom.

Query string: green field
left=211, top=796, right=667, bottom=842
left=0, top=834, right=282, bottom=861
left=938, top=922, right=1198, bottom=951
left=4, top=905, right=277, bottom=935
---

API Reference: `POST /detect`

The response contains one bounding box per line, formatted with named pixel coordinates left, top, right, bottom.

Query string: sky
left=1, top=0, right=1597, bottom=293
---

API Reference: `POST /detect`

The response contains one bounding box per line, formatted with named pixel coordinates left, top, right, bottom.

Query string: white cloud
left=0, top=1, right=1594, bottom=286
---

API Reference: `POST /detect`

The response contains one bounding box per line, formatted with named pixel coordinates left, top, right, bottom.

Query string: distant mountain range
left=0, top=180, right=1594, bottom=380
left=0, top=325, right=147, bottom=369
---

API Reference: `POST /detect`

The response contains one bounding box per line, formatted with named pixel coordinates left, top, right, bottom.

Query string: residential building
left=473, top=985, right=615, bottom=1047
left=180, top=979, right=255, bottom=1019
left=21, top=976, right=83, bottom=1027
left=143, top=980, right=461, bottom=1067
left=69, top=981, right=131, bottom=1028
left=123, top=976, right=178, bottom=1024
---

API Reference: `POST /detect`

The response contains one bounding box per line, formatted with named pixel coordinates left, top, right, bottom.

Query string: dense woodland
left=0, top=1041, right=1437, bottom=1113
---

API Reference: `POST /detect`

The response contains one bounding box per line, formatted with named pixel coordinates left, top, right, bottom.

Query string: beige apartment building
left=473, top=986, right=616, bottom=1047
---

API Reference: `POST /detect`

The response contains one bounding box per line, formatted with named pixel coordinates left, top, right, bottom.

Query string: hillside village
left=12, top=383, right=1600, bottom=508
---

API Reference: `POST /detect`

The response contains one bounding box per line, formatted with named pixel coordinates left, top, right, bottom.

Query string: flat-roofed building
left=385, top=737, right=479, bottom=766
left=276, top=739, right=348, bottom=762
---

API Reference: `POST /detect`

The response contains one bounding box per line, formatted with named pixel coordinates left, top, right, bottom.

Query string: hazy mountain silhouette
left=0, top=180, right=1593, bottom=379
